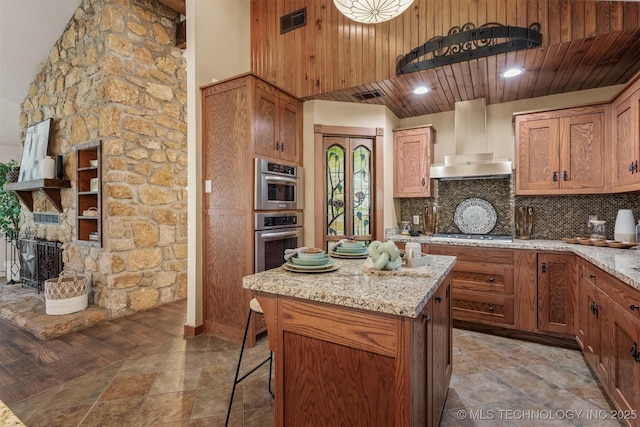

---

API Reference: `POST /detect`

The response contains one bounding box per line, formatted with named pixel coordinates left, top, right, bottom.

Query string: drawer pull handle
left=541, top=262, right=547, bottom=273
left=563, top=170, right=568, bottom=181
left=280, top=142, right=285, bottom=152
left=276, top=141, right=280, bottom=151
left=552, top=171, right=558, bottom=181
left=631, top=342, right=639, bottom=361
left=488, top=305, right=495, bottom=312
left=421, top=312, right=431, bottom=323
left=422, top=177, right=426, bottom=186
left=630, top=304, right=640, bottom=311
left=435, top=296, right=442, bottom=303
left=488, top=277, right=495, bottom=282
left=589, top=274, right=596, bottom=280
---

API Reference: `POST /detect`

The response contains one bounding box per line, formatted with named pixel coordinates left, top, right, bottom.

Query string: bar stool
left=225, top=298, right=273, bottom=427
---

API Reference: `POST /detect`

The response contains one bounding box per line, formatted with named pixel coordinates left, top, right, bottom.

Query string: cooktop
left=431, top=233, right=513, bottom=243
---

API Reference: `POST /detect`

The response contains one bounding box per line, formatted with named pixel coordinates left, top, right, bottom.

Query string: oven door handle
left=259, top=230, right=301, bottom=241
left=263, top=175, right=298, bottom=184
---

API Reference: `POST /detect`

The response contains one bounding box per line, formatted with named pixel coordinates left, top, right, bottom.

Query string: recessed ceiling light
left=500, top=68, right=524, bottom=78
left=413, top=86, right=430, bottom=94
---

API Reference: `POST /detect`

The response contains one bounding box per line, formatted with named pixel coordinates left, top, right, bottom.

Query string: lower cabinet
left=537, top=252, right=576, bottom=335
left=610, top=308, right=640, bottom=424
left=428, top=245, right=515, bottom=328
left=577, top=259, right=640, bottom=427
left=430, top=277, right=452, bottom=427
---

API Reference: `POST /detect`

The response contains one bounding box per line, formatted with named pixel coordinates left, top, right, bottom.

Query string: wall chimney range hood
left=430, top=98, right=512, bottom=180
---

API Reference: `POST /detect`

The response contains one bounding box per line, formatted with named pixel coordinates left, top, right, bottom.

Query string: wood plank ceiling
left=251, top=0, right=640, bottom=118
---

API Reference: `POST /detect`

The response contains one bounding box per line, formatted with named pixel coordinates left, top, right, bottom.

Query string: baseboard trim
left=184, top=324, right=204, bottom=337
left=454, top=320, right=580, bottom=350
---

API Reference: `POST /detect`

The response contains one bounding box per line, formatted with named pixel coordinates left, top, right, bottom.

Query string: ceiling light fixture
left=413, top=86, right=430, bottom=94
left=500, top=67, right=525, bottom=78
left=333, top=0, right=415, bottom=24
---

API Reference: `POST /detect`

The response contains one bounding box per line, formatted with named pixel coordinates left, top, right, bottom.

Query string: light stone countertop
left=387, top=233, right=640, bottom=292
left=242, top=255, right=457, bottom=318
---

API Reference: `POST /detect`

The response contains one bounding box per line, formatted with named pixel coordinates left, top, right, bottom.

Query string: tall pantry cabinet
left=200, top=73, right=302, bottom=346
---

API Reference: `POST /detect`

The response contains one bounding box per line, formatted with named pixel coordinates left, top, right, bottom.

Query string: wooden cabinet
left=255, top=274, right=452, bottom=427
left=537, top=253, right=576, bottom=335
left=200, top=74, right=302, bottom=345
left=577, top=263, right=611, bottom=386
left=611, top=74, right=640, bottom=192
left=393, top=126, right=434, bottom=198
left=515, top=105, right=606, bottom=195
left=254, top=82, right=302, bottom=164
left=430, top=277, right=452, bottom=427
left=428, top=245, right=515, bottom=328
left=76, top=140, right=102, bottom=246
left=610, top=307, right=640, bottom=425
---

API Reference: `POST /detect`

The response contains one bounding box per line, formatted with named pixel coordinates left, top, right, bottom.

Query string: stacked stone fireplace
left=18, top=0, right=187, bottom=319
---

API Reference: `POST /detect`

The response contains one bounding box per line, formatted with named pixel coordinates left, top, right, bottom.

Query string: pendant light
left=333, top=0, right=415, bottom=24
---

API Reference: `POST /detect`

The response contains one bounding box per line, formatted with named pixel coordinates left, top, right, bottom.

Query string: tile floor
left=2, top=299, right=625, bottom=426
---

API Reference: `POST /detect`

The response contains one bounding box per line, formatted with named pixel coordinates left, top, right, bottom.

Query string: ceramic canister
left=614, top=209, right=636, bottom=242
left=40, top=156, right=55, bottom=179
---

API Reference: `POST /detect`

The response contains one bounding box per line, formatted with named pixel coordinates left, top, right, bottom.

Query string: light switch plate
left=205, top=180, right=212, bottom=193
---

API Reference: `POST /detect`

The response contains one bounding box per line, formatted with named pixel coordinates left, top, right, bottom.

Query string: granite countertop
left=387, top=233, right=640, bottom=292
left=242, top=255, right=457, bottom=318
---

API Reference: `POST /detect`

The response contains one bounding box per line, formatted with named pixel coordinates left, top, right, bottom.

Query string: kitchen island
left=243, top=255, right=456, bottom=427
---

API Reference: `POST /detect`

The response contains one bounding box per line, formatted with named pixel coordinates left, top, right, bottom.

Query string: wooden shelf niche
left=4, top=179, right=71, bottom=212
left=76, top=140, right=102, bottom=246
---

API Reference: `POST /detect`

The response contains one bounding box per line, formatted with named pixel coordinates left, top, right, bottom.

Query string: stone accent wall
left=19, top=0, right=187, bottom=317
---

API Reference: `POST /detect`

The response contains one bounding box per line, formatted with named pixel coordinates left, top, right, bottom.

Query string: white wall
left=186, top=0, right=250, bottom=329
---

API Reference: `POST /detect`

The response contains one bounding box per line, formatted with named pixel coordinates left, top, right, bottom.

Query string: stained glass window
left=352, top=146, right=371, bottom=236
left=326, top=145, right=345, bottom=236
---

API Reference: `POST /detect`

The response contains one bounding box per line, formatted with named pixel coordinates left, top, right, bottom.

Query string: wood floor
left=0, top=299, right=186, bottom=405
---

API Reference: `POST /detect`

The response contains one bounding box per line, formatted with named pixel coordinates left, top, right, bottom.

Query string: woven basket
left=82, top=207, right=99, bottom=217
left=44, top=270, right=88, bottom=315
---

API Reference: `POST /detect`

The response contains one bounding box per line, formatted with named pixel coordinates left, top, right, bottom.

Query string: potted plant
left=0, top=160, right=21, bottom=281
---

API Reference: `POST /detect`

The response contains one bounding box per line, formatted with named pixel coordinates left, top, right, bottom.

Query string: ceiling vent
left=353, top=90, right=384, bottom=101
left=281, top=8, right=307, bottom=34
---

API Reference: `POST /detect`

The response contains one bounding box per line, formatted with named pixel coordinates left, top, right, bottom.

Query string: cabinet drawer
left=581, top=262, right=601, bottom=288
left=429, top=245, right=514, bottom=265
left=607, top=276, right=640, bottom=322
left=451, top=261, right=514, bottom=296
left=452, top=290, right=514, bottom=327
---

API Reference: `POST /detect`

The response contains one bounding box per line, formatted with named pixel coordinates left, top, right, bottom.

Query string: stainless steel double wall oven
left=254, top=158, right=304, bottom=272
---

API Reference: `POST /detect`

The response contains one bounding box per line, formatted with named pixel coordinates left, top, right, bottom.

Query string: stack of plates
left=329, top=242, right=369, bottom=259
left=283, top=254, right=339, bottom=273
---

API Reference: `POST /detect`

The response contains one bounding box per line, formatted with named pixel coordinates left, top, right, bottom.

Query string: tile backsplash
left=400, top=177, right=640, bottom=240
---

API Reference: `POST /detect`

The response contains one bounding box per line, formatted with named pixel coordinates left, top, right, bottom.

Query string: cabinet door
left=431, top=279, right=452, bottom=427
left=560, top=112, right=604, bottom=190
left=610, top=308, right=640, bottom=422
left=278, top=97, right=301, bottom=164
left=254, top=87, right=278, bottom=159
left=393, top=127, right=432, bottom=197
left=594, top=288, right=611, bottom=388
left=516, top=118, right=561, bottom=193
left=612, top=93, right=639, bottom=190
left=537, top=253, right=575, bottom=335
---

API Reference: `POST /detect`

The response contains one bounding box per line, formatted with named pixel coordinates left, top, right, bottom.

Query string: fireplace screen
left=18, top=238, right=63, bottom=293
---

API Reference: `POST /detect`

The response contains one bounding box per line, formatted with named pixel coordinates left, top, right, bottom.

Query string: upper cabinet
left=611, top=75, right=640, bottom=192
left=254, top=80, right=302, bottom=165
left=515, top=105, right=606, bottom=195
left=393, top=126, right=434, bottom=198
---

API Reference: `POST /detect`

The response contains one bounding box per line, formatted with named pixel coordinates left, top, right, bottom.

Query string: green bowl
left=297, top=249, right=326, bottom=260
left=291, top=255, right=330, bottom=266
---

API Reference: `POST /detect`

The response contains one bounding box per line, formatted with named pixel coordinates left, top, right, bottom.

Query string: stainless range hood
left=430, top=98, right=512, bottom=180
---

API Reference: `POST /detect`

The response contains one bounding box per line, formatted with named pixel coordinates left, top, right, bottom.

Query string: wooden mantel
left=158, top=0, right=185, bottom=15
left=4, top=179, right=71, bottom=213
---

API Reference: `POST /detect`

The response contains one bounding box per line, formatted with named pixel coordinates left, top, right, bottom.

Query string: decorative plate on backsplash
left=454, top=198, right=497, bottom=234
